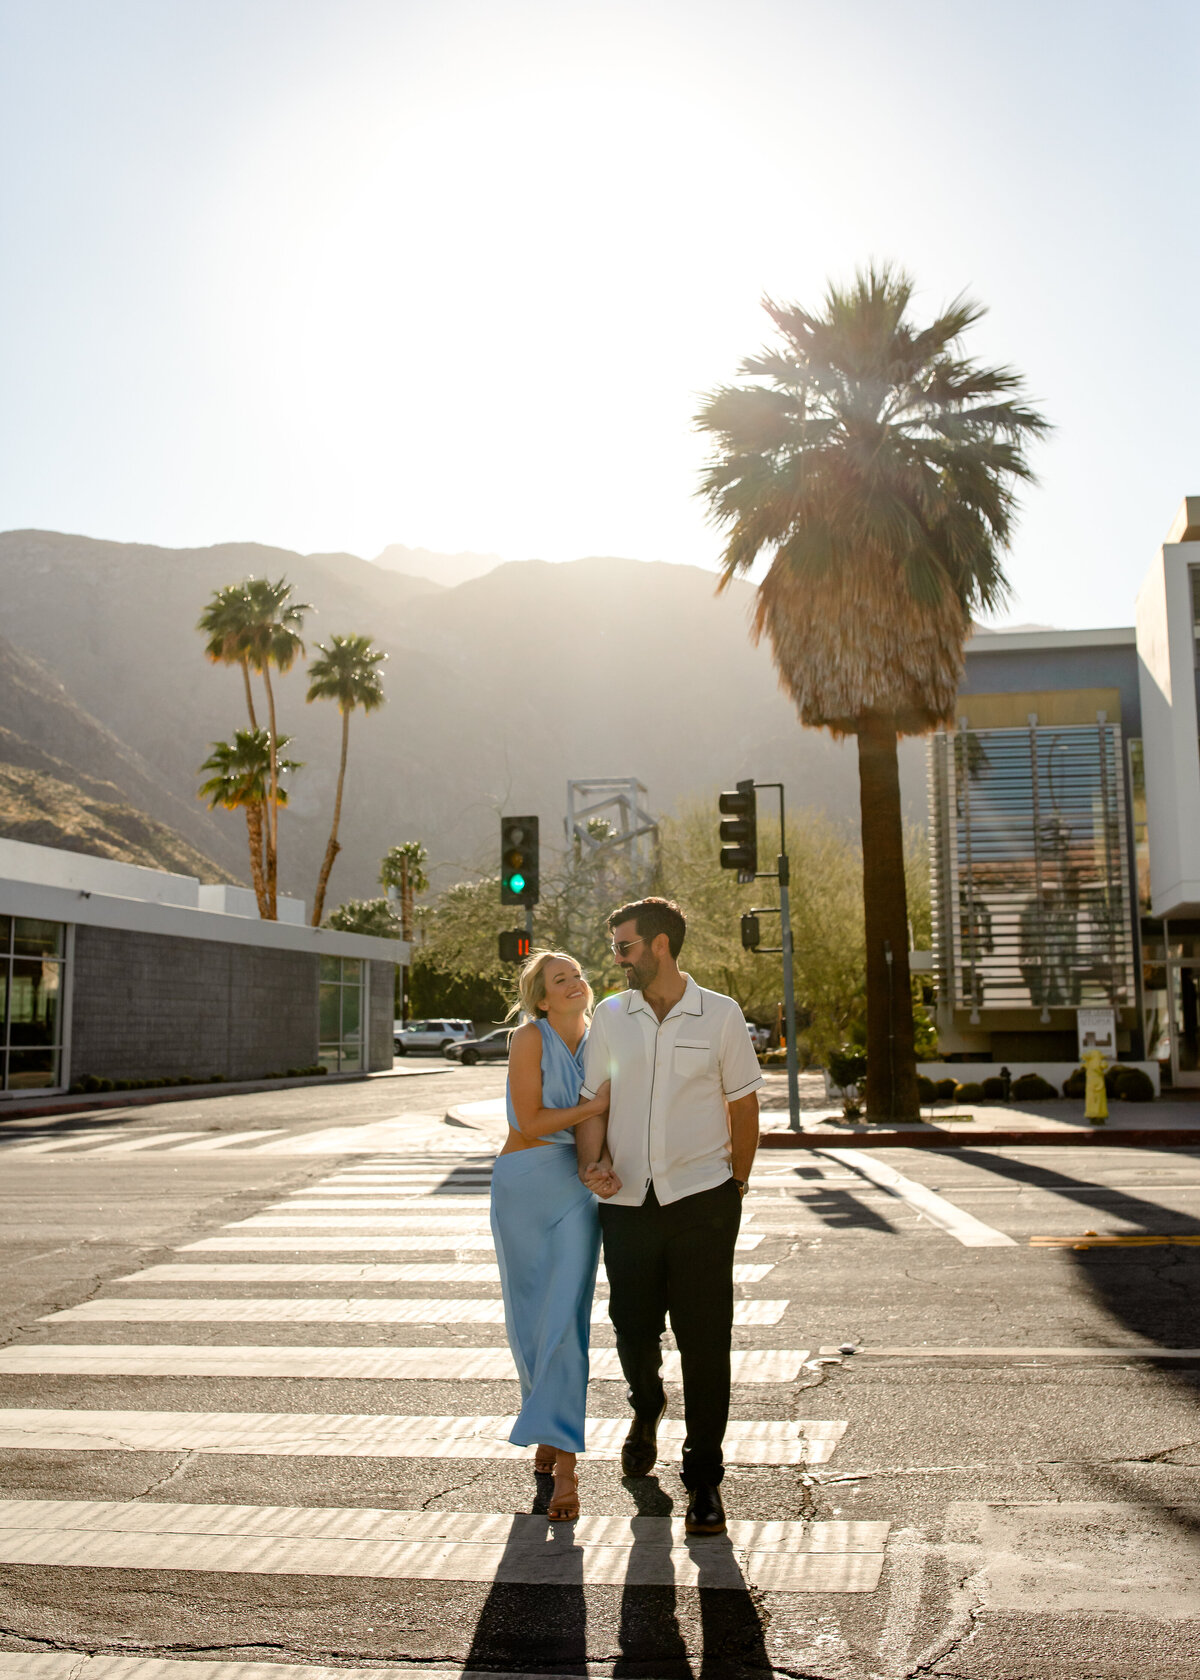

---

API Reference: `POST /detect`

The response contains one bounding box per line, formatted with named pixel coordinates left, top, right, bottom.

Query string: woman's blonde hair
left=508, top=949, right=594, bottom=1022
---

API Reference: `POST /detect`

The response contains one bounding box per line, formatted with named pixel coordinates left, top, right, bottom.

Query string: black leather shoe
left=621, top=1399, right=666, bottom=1477
left=684, top=1483, right=726, bottom=1535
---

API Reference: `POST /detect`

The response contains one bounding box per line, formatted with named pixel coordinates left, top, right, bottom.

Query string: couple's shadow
left=463, top=1472, right=771, bottom=1677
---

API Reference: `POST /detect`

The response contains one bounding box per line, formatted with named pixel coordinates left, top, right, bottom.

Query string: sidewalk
left=758, top=1098, right=1200, bottom=1148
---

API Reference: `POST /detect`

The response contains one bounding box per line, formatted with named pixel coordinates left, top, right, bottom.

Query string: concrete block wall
left=71, top=925, right=319, bottom=1083
left=368, top=960, right=396, bottom=1071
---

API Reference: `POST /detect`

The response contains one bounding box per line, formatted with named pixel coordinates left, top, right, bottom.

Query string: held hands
left=581, top=1154, right=622, bottom=1199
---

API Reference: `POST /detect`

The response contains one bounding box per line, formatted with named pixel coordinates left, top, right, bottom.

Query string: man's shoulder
left=689, top=980, right=746, bottom=1019
left=593, top=992, right=631, bottom=1021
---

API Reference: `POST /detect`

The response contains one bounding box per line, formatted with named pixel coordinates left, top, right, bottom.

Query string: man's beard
left=624, top=953, right=658, bottom=991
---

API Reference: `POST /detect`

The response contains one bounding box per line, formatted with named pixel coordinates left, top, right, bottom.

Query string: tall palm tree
left=306, top=634, right=388, bottom=927
left=240, top=577, right=310, bottom=918
left=381, top=841, right=430, bottom=1019
left=198, top=729, right=300, bottom=916
left=198, top=583, right=261, bottom=730
left=696, top=266, right=1047, bottom=1120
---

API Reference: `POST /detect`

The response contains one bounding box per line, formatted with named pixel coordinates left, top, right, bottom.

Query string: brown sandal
left=547, top=1470, right=579, bottom=1522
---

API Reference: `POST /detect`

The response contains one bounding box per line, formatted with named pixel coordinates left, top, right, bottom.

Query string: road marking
left=1030, top=1233, right=1200, bottom=1248
left=0, top=1661, right=603, bottom=1680
left=165, top=1130, right=286, bottom=1152
left=0, top=1500, right=885, bottom=1591
left=823, top=1345, right=1200, bottom=1358
left=818, top=1148, right=1018, bottom=1247
left=269, top=1196, right=493, bottom=1207
left=120, top=1260, right=775, bottom=1284
left=180, top=1231, right=766, bottom=1252
left=0, top=1345, right=811, bottom=1381
left=229, top=1211, right=500, bottom=1227
left=79, top=1131, right=208, bottom=1155
left=0, top=1130, right=126, bottom=1155
left=0, top=1411, right=846, bottom=1463
left=45, top=1296, right=790, bottom=1326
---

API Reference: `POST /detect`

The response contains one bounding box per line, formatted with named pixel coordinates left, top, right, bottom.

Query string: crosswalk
left=0, top=1142, right=887, bottom=1667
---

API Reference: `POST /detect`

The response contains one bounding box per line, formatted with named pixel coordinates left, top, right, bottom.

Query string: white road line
left=44, top=1296, right=790, bottom=1326
left=818, top=1148, right=1018, bottom=1247
left=269, top=1197, right=493, bottom=1207
left=0, top=1412, right=846, bottom=1463
left=120, top=1261, right=775, bottom=1284
left=165, top=1130, right=286, bottom=1152
left=836, top=1345, right=1200, bottom=1358
left=180, top=1232, right=766, bottom=1252
left=0, top=1501, right=885, bottom=1591
left=0, top=1345, right=810, bottom=1382
left=80, top=1131, right=208, bottom=1155
left=0, top=1661, right=598, bottom=1680
left=0, top=1131, right=126, bottom=1156
left=229, top=1212, right=499, bottom=1227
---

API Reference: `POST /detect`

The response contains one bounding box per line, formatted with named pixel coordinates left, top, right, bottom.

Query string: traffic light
left=498, top=929, right=532, bottom=963
left=741, top=913, right=760, bottom=951
left=500, top=815, right=540, bottom=905
left=719, top=779, right=757, bottom=879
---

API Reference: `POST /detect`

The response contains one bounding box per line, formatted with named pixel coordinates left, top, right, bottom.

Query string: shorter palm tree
left=381, top=841, right=430, bottom=1019
left=307, top=634, right=388, bottom=927
left=198, top=729, right=300, bottom=916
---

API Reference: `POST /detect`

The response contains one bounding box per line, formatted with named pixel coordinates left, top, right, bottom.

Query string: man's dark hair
left=608, top=896, right=686, bottom=960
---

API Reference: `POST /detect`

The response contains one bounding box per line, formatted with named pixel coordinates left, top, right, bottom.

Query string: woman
left=490, top=949, right=618, bottom=1522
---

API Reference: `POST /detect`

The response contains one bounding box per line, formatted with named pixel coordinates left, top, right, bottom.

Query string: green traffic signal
left=508, top=872, right=526, bottom=895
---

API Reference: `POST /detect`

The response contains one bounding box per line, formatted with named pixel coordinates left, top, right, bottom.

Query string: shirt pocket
left=673, top=1038, right=711, bottom=1079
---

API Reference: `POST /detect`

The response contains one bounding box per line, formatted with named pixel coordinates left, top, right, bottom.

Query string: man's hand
left=581, top=1155, right=622, bottom=1199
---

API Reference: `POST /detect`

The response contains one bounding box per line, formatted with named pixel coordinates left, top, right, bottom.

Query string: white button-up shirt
left=580, top=974, right=764, bottom=1207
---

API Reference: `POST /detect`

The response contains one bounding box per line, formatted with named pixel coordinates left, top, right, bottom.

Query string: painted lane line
left=825, top=1345, right=1200, bottom=1358
left=0, top=1131, right=127, bottom=1156
left=164, top=1130, right=286, bottom=1152
left=818, top=1148, right=1018, bottom=1248
left=266, top=1197, right=493, bottom=1208
left=120, top=1261, right=776, bottom=1285
left=0, top=1501, right=884, bottom=1592
left=44, top=1296, right=790, bottom=1326
left=182, top=1232, right=766, bottom=1253
left=78, top=1131, right=208, bottom=1155
left=0, top=1411, right=846, bottom=1464
left=0, top=1661, right=621, bottom=1680
left=229, top=1212, right=500, bottom=1227
left=0, top=1344, right=809, bottom=1381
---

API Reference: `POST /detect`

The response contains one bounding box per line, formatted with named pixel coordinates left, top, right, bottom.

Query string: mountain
left=0, top=529, right=927, bottom=903
left=373, top=544, right=503, bottom=588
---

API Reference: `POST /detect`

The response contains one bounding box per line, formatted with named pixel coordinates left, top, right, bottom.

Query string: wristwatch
left=732, top=1178, right=748, bottom=1197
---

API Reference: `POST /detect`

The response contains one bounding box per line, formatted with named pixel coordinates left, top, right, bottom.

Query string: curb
left=759, top=1127, right=1200, bottom=1149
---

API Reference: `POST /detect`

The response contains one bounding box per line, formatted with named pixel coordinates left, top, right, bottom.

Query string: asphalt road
left=1, top=1063, right=1199, bottom=1679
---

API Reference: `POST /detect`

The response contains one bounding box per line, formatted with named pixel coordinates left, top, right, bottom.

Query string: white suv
left=394, top=1018, right=474, bottom=1056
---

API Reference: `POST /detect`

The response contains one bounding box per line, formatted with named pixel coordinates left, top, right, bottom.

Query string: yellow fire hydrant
left=1082, top=1048, right=1108, bottom=1124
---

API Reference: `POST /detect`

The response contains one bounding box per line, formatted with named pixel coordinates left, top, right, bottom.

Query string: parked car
left=394, top=1018, right=474, bottom=1056
left=747, top=1023, right=772, bottom=1052
left=444, top=1028, right=513, bottom=1067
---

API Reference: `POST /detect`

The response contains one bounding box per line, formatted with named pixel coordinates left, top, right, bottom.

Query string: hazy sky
left=2, top=0, right=1197, bottom=627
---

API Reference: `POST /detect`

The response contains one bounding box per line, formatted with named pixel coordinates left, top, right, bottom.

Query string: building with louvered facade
left=928, top=498, right=1200, bottom=1089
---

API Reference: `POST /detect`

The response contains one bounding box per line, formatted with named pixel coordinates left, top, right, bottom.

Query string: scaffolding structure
left=565, top=778, right=658, bottom=882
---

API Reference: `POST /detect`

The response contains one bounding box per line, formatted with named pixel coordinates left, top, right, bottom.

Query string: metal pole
left=778, top=850, right=800, bottom=1132
left=525, top=903, right=534, bottom=946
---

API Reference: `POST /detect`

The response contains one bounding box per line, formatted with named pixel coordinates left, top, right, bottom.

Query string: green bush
left=1011, top=1072, right=1057, bottom=1101
left=935, top=1077, right=958, bottom=1099
left=828, top=1046, right=868, bottom=1091
left=916, top=1074, right=937, bottom=1104
left=1062, top=1067, right=1086, bottom=1097
left=981, top=1076, right=1007, bottom=1099
left=1114, top=1066, right=1155, bottom=1103
left=954, top=1080, right=986, bottom=1103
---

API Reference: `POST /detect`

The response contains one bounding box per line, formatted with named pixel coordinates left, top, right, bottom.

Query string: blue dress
left=490, top=1017, right=601, bottom=1453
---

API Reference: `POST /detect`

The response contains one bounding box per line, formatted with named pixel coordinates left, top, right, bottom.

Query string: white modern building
left=928, top=497, right=1200, bottom=1088
left=0, top=839, right=408, bottom=1098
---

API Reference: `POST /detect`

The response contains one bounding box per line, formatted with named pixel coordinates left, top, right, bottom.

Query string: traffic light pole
left=525, top=903, right=534, bottom=945
left=753, top=783, right=800, bottom=1134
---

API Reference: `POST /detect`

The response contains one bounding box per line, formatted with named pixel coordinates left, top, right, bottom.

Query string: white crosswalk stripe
left=45, top=1295, right=791, bottom=1325
left=1, top=1144, right=878, bottom=1620
left=0, top=1410, right=846, bottom=1463
left=0, top=1344, right=810, bottom=1381
left=0, top=1661, right=589, bottom=1679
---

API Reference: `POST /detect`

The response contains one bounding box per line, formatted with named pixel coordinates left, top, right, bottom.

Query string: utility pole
left=721, top=780, right=800, bottom=1132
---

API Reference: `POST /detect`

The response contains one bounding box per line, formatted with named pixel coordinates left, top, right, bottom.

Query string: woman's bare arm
left=508, top=1022, right=609, bottom=1139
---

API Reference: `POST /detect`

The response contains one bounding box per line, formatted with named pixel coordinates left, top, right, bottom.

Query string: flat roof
left=966, top=626, right=1135, bottom=654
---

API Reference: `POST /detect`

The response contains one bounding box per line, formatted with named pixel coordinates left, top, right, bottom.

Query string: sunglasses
left=610, top=936, right=646, bottom=958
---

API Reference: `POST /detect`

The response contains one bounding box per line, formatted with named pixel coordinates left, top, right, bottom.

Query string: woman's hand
left=582, top=1153, right=622, bottom=1199
left=584, top=1080, right=611, bottom=1119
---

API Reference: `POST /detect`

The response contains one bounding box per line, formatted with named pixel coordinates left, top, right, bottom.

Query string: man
left=579, top=896, right=762, bottom=1535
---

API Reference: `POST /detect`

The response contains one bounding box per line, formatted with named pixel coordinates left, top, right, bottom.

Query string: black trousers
left=599, top=1177, right=742, bottom=1489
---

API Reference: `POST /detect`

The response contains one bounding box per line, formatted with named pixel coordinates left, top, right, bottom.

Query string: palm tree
left=381, top=841, right=430, bottom=1019
left=197, top=583, right=261, bottom=730
left=306, top=634, right=388, bottom=926
left=198, top=729, right=300, bottom=916
left=696, top=266, right=1047, bottom=1120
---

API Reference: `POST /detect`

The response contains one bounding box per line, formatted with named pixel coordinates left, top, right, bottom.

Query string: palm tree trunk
left=240, top=658, right=259, bottom=731
left=856, top=709, right=920, bottom=1121
left=398, top=856, right=411, bottom=1023
left=262, top=664, right=279, bottom=919
left=244, top=803, right=270, bottom=917
left=311, top=707, right=350, bottom=927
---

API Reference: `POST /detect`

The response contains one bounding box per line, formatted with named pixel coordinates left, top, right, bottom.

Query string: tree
left=696, top=266, right=1046, bottom=1119
left=197, top=575, right=311, bottom=918
left=381, top=841, right=429, bottom=1020
left=198, top=729, right=300, bottom=916
left=327, top=897, right=404, bottom=939
left=306, top=633, right=387, bottom=927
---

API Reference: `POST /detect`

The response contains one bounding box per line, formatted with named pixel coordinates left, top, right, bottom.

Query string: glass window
left=2, top=918, right=67, bottom=1094
left=1167, top=929, right=1200, bottom=961
left=318, top=954, right=369, bottom=1072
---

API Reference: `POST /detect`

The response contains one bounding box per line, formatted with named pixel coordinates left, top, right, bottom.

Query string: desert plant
left=828, top=1046, right=868, bottom=1093
left=981, top=1075, right=1007, bottom=1099
left=916, top=1074, right=937, bottom=1104
left=1011, top=1072, right=1057, bottom=1101
left=307, top=634, right=388, bottom=926
left=935, top=1077, right=958, bottom=1099
left=954, top=1080, right=986, bottom=1103
left=1062, top=1067, right=1086, bottom=1097
left=1113, top=1066, right=1155, bottom=1103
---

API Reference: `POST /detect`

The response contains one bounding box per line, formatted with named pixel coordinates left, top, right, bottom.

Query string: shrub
left=1062, top=1067, right=1086, bottom=1097
left=916, top=1075, right=937, bottom=1104
left=936, top=1077, right=958, bottom=1100
left=828, top=1046, right=868, bottom=1092
left=954, top=1080, right=986, bottom=1103
left=1011, top=1072, right=1057, bottom=1101
left=1114, top=1066, right=1155, bottom=1103
left=981, top=1076, right=1007, bottom=1099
